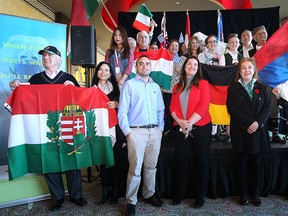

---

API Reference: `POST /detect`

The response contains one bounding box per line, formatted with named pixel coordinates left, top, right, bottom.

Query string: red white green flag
left=67, top=0, right=99, bottom=58
left=132, top=4, right=153, bottom=32
left=132, top=48, right=173, bottom=90
left=5, top=84, right=117, bottom=180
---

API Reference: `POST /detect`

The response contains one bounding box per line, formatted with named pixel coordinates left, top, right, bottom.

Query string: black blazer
left=227, top=81, right=271, bottom=154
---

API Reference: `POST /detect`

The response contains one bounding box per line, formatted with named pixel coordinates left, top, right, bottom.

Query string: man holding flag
left=252, top=25, right=286, bottom=144
left=9, top=46, right=88, bottom=211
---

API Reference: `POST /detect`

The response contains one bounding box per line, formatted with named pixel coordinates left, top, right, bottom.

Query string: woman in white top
left=198, top=35, right=222, bottom=65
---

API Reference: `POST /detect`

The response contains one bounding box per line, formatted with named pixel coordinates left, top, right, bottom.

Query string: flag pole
left=100, top=0, right=117, bottom=28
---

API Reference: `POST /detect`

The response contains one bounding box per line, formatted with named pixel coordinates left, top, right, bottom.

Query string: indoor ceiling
left=41, top=0, right=288, bottom=52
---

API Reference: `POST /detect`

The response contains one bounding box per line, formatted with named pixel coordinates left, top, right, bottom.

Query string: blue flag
left=217, top=10, right=224, bottom=42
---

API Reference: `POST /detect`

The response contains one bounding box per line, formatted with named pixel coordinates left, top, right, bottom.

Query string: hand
left=247, top=121, right=259, bottom=134
left=64, top=80, right=75, bottom=86
left=272, top=87, right=281, bottom=100
left=107, top=101, right=118, bottom=109
left=9, top=80, right=20, bottom=90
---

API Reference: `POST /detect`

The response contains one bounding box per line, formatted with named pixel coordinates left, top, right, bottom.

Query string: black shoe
left=238, top=199, right=248, bottom=206
left=70, top=197, right=88, bottom=206
left=252, top=197, right=262, bottom=206
left=172, top=199, right=182, bottom=205
left=144, top=194, right=164, bottom=207
left=109, top=195, right=119, bottom=204
left=50, top=199, right=64, bottom=211
left=125, top=203, right=136, bottom=216
left=194, top=198, right=204, bottom=209
left=272, top=135, right=286, bottom=144
left=97, top=186, right=111, bottom=205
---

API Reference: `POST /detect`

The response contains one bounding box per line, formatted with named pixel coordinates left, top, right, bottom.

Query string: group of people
left=8, top=22, right=287, bottom=216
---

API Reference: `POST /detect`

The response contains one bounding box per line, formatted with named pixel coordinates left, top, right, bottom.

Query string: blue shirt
left=118, top=74, right=165, bottom=135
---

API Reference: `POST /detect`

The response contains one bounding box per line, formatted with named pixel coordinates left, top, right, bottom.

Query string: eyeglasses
left=207, top=40, right=218, bottom=44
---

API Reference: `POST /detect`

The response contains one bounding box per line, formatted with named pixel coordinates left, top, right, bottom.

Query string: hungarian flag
left=67, top=0, right=99, bottom=58
left=201, top=64, right=238, bottom=125
left=101, top=0, right=142, bottom=31
left=132, top=4, right=153, bottom=32
left=131, top=48, right=173, bottom=90
left=5, top=85, right=117, bottom=180
left=254, top=21, right=288, bottom=88
left=210, top=0, right=252, bottom=9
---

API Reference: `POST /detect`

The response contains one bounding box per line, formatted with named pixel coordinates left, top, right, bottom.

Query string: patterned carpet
left=1, top=178, right=288, bottom=216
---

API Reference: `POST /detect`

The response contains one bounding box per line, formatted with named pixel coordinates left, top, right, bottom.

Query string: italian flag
left=67, top=0, right=99, bottom=58
left=5, top=85, right=117, bottom=180
left=132, top=4, right=153, bottom=32
left=132, top=48, right=173, bottom=90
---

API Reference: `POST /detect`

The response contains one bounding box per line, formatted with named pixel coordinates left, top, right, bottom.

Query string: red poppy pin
left=254, top=89, right=260, bottom=94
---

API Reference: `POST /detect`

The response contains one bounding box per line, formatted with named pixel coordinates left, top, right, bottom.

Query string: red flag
left=68, top=0, right=98, bottom=57
left=71, top=0, right=90, bottom=26
left=184, top=11, right=190, bottom=48
left=210, top=0, right=252, bottom=9
left=101, top=0, right=142, bottom=31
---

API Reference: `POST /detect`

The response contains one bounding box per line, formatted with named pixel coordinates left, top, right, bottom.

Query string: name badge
left=115, top=67, right=121, bottom=74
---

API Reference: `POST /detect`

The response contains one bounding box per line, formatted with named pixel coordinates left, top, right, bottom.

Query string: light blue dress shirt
left=118, top=74, right=165, bottom=135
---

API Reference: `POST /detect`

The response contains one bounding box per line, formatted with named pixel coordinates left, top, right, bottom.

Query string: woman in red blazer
left=170, top=56, right=212, bottom=208
left=227, top=58, right=271, bottom=207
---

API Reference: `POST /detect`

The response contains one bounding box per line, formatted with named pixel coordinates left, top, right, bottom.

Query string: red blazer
left=170, top=79, right=211, bottom=126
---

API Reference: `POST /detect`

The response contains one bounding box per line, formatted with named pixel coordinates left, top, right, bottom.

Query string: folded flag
left=254, top=21, right=288, bottom=88
left=201, top=64, right=238, bottom=125
left=5, top=85, right=117, bottom=180
left=132, top=48, right=173, bottom=90
left=132, top=4, right=153, bottom=32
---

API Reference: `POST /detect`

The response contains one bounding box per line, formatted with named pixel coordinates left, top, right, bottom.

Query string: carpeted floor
left=1, top=178, right=288, bottom=216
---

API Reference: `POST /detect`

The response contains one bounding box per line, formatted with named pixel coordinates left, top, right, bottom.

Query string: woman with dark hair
left=162, top=39, right=186, bottom=137
left=227, top=58, right=271, bottom=206
left=170, top=56, right=212, bottom=208
left=105, top=26, right=134, bottom=89
left=92, top=61, right=127, bottom=205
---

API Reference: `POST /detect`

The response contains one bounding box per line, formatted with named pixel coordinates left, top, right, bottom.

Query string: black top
left=28, top=71, right=80, bottom=86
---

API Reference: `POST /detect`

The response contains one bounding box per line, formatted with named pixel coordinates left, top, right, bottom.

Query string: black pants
left=44, top=169, right=83, bottom=201
left=173, top=123, right=212, bottom=201
left=162, top=92, right=174, bottom=133
left=237, top=153, right=262, bottom=198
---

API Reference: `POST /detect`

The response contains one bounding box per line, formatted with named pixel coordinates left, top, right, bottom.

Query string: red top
left=170, top=79, right=211, bottom=126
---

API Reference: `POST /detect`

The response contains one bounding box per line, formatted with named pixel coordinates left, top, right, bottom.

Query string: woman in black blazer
left=227, top=58, right=271, bottom=207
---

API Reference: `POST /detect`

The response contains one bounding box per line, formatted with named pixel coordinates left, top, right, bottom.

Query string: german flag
left=201, top=64, right=238, bottom=125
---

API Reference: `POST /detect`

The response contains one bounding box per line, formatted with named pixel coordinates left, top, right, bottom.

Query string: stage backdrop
left=118, top=6, right=280, bottom=44
left=0, top=14, right=67, bottom=166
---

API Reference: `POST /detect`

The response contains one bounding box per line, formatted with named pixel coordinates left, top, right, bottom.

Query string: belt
left=130, top=124, right=158, bottom=129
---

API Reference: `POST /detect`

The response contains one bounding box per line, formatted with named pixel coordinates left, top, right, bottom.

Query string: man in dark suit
left=249, top=26, right=285, bottom=144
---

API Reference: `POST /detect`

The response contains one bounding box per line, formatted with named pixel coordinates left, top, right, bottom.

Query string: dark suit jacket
left=227, top=81, right=271, bottom=154
left=248, top=48, right=257, bottom=57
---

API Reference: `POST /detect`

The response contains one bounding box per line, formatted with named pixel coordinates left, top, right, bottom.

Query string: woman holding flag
left=91, top=61, right=127, bottom=205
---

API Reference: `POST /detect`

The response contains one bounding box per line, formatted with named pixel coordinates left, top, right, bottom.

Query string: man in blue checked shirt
left=118, top=55, right=165, bottom=216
